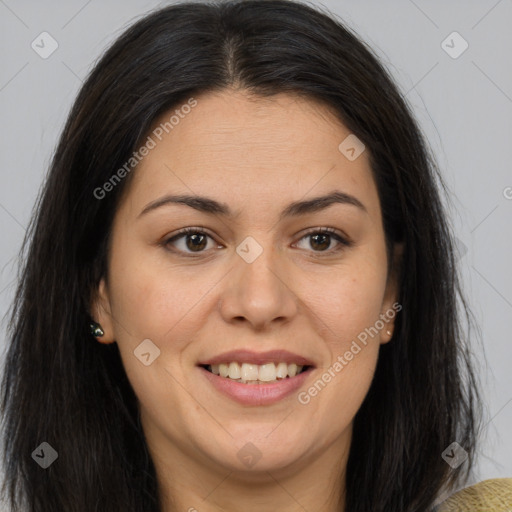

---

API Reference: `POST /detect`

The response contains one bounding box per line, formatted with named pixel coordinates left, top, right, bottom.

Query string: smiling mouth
left=200, top=362, right=313, bottom=384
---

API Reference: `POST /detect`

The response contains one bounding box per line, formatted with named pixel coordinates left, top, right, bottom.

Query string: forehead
left=120, top=90, right=380, bottom=223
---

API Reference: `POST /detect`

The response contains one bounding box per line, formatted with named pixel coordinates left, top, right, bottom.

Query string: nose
left=218, top=241, right=299, bottom=331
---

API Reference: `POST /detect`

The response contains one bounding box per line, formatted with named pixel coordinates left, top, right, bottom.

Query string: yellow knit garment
left=437, top=478, right=512, bottom=511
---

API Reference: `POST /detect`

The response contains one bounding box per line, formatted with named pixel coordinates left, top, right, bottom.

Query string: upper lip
left=198, top=349, right=315, bottom=367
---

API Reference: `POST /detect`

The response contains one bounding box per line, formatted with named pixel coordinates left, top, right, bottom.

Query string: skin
left=92, top=89, right=402, bottom=512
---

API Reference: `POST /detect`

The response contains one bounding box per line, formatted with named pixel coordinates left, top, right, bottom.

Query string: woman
left=0, top=0, right=490, bottom=510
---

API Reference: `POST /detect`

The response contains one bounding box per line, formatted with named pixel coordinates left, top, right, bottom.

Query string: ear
left=380, top=242, right=403, bottom=344
left=90, top=278, right=116, bottom=344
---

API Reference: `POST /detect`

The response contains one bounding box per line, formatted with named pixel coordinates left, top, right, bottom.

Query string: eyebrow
left=138, top=190, right=367, bottom=220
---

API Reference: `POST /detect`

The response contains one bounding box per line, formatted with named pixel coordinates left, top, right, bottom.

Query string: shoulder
left=437, top=478, right=512, bottom=511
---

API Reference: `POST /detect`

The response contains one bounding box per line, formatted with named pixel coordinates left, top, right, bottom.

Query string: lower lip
left=199, top=366, right=314, bottom=406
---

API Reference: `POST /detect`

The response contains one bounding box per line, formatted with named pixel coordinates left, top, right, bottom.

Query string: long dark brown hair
left=1, top=1, right=482, bottom=510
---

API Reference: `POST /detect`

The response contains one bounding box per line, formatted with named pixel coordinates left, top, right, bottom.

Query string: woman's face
left=94, top=90, right=400, bottom=479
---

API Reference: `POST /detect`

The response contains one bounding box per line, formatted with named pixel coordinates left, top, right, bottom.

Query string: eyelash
left=162, top=226, right=352, bottom=257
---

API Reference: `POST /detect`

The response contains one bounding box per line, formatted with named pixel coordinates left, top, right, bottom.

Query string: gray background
left=1, top=0, right=511, bottom=489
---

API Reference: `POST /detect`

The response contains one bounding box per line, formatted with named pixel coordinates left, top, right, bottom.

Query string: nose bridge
left=221, top=233, right=297, bottom=327
left=236, top=233, right=285, bottom=292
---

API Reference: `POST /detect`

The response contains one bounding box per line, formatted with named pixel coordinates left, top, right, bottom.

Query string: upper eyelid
left=166, top=226, right=347, bottom=241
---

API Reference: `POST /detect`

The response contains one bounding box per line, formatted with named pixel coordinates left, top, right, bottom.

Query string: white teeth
left=275, top=362, right=288, bottom=379
left=228, top=363, right=241, bottom=379
left=287, top=363, right=298, bottom=378
left=228, top=362, right=241, bottom=379
left=258, top=363, right=277, bottom=382
left=240, top=363, right=259, bottom=381
left=209, top=362, right=306, bottom=382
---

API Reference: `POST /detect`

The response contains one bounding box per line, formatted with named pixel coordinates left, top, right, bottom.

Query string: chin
left=203, top=428, right=311, bottom=474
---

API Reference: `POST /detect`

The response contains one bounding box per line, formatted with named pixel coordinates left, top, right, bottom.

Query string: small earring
left=90, top=321, right=104, bottom=337
left=386, top=330, right=392, bottom=337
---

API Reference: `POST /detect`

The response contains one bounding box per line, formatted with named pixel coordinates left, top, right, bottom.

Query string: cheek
left=317, top=348, right=379, bottom=440
left=301, top=276, right=382, bottom=431
left=305, top=262, right=387, bottom=346
left=107, top=231, right=217, bottom=341
left=106, top=255, right=201, bottom=426
left=300, top=255, right=386, bottom=411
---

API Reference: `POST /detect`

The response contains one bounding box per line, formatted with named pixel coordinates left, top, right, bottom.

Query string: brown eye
left=295, top=228, right=351, bottom=254
left=164, top=227, right=351, bottom=257
left=309, top=233, right=331, bottom=251
left=165, top=228, right=217, bottom=255
left=184, top=233, right=208, bottom=251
